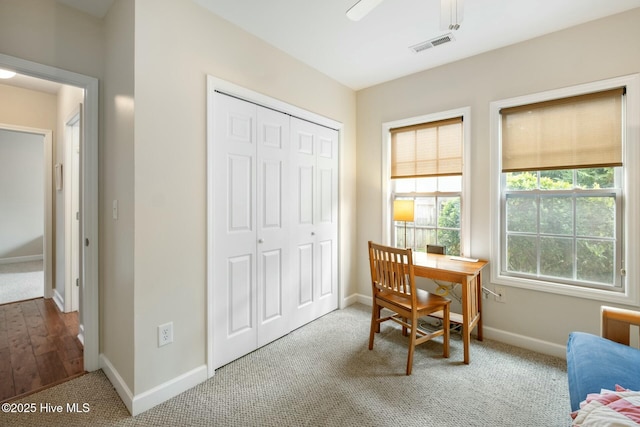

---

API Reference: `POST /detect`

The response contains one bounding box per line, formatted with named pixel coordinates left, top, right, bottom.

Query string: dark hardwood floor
left=0, top=298, right=84, bottom=402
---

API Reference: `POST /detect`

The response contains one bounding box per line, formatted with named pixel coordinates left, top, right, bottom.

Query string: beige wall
left=356, top=8, right=640, bottom=349
left=0, top=84, right=57, bottom=130
left=10, top=0, right=631, bottom=408
left=1, top=0, right=358, bottom=403
left=101, top=0, right=135, bottom=391
left=0, top=0, right=103, bottom=81
left=132, top=0, right=356, bottom=394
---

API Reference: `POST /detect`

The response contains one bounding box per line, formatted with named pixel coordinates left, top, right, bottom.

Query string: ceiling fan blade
left=346, top=0, right=385, bottom=21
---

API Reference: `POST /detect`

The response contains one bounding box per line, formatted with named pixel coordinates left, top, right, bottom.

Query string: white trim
left=77, top=324, right=85, bottom=346
left=380, top=107, right=472, bottom=255
left=100, top=353, right=208, bottom=416
left=490, top=74, right=640, bottom=306
left=53, top=289, right=64, bottom=312
left=482, top=327, right=567, bottom=360
left=0, top=53, right=101, bottom=371
left=206, top=76, right=341, bottom=131
left=131, top=365, right=208, bottom=416
left=354, top=293, right=372, bottom=306
left=0, top=255, right=43, bottom=264
left=64, top=106, right=82, bottom=313
left=100, top=354, right=134, bottom=415
left=342, top=293, right=362, bottom=307
left=206, top=75, right=344, bottom=378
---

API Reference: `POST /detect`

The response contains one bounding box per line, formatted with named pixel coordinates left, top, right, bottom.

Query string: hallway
left=0, top=298, right=84, bottom=401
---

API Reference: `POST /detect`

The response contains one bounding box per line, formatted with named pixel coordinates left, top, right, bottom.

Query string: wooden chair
left=368, top=241, right=451, bottom=375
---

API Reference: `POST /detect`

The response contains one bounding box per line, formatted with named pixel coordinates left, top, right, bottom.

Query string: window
left=383, top=108, right=471, bottom=256
left=393, top=177, right=462, bottom=255
left=503, top=168, right=621, bottom=289
left=491, top=75, right=640, bottom=304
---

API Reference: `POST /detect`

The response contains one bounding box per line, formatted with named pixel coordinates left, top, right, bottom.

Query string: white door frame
left=64, top=106, right=82, bottom=313
left=0, top=53, right=100, bottom=371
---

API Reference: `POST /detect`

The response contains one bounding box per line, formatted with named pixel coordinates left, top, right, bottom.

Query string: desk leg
left=476, top=272, right=483, bottom=342
left=462, top=277, right=470, bottom=364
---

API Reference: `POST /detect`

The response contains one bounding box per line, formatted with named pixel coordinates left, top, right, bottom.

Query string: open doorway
left=0, top=108, right=83, bottom=401
left=0, top=53, right=99, bottom=374
left=0, top=127, right=49, bottom=304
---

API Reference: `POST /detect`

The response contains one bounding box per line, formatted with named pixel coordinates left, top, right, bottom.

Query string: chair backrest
left=368, top=241, right=416, bottom=303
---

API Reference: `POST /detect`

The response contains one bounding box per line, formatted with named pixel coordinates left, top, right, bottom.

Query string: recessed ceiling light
left=0, top=68, right=17, bottom=79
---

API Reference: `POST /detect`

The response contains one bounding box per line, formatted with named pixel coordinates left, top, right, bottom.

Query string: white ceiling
left=0, top=73, right=62, bottom=94
left=8, top=0, right=640, bottom=94
left=194, top=0, right=640, bottom=90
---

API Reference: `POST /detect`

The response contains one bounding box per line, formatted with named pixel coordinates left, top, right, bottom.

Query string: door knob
left=258, top=239, right=264, bottom=244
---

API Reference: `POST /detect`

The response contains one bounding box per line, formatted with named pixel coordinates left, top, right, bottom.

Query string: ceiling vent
left=409, top=33, right=455, bottom=53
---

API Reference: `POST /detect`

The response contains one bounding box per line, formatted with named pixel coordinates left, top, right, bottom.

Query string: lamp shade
left=393, top=200, right=414, bottom=222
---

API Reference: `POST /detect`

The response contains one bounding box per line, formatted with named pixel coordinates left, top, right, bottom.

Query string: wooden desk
left=412, top=252, right=488, bottom=364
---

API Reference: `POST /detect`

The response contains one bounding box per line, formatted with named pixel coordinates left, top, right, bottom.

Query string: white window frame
left=382, top=107, right=471, bottom=255
left=490, top=74, right=640, bottom=306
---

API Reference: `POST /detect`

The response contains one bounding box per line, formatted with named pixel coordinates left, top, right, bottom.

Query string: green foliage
left=438, top=198, right=460, bottom=256
left=504, top=167, right=618, bottom=285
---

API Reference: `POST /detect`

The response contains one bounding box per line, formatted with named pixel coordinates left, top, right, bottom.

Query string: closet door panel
left=212, top=93, right=258, bottom=369
left=296, top=243, right=314, bottom=307
left=297, top=166, right=315, bottom=225
left=314, top=125, right=338, bottom=312
left=260, top=249, right=282, bottom=320
left=227, top=255, right=253, bottom=334
left=319, top=240, right=333, bottom=298
left=261, top=160, right=282, bottom=228
left=228, top=155, right=253, bottom=231
left=290, top=117, right=338, bottom=330
left=291, top=119, right=316, bottom=329
left=257, top=106, right=290, bottom=346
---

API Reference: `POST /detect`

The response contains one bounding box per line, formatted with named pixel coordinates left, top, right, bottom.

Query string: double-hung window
left=384, top=108, right=471, bottom=256
left=491, top=75, right=640, bottom=304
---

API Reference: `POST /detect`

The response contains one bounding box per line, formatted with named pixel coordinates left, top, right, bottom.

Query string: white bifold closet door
left=289, top=117, right=339, bottom=331
left=212, top=93, right=291, bottom=368
left=211, top=92, right=338, bottom=369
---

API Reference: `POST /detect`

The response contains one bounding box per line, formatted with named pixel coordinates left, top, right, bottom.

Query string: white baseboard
left=482, top=326, right=567, bottom=360
left=0, top=255, right=44, bottom=265
left=131, top=364, right=208, bottom=415
left=344, top=293, right=566, bottom=359
left=100, top=353, right=208, bottom=416
left=77, top=324, right=85, bottom=346
left=347, top=293, right=371, bottom=306
left=52, top=289, right=64, bottom=312
left=100, top=354, right=134, bottom=414
left=341, top=293, right=362, bottom=307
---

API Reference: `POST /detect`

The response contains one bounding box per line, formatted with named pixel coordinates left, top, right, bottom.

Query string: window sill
left=491, top=272, right=639, bottom=307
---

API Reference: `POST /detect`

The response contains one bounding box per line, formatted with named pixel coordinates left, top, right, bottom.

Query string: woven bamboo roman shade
left=500, top=88, right=624, bottom=172
left=390, top=117, right=463, bottom=179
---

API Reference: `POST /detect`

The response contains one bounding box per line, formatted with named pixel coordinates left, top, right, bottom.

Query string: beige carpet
left=0, top=261, right=44, bottom=305
left=2, top=303, right=571, bottom=426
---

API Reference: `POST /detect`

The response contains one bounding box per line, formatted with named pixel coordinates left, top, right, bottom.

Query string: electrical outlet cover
left=158, top=322, right=173, bottom=347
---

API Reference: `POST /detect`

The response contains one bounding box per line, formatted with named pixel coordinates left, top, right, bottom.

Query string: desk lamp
left=393, top=200, right=414, bottom=248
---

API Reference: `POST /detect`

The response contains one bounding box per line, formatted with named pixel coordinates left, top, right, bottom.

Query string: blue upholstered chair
left=566, top=306, right=640, bottom=412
